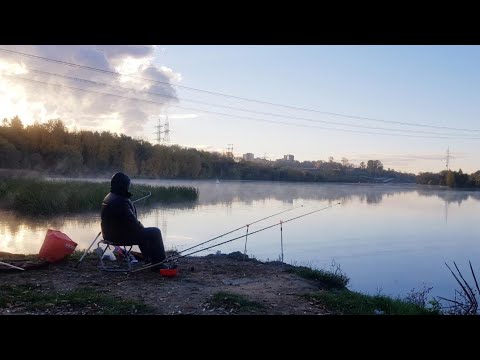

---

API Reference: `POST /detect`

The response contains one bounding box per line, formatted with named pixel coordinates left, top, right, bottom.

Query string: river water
left=1, top=179, right=479, bottom=301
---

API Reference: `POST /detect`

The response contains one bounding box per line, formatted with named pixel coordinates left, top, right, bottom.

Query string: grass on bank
left=0, top=178, right=198, bottom=215
left=303, top=289, right=440, bottom=315
left=286, top=265, right=350, bottom=290
left=0, top=283, right=155, bottom=315
left=285, top=261, right=439, bottom=315
left=209, top=291, right=265, bottom=312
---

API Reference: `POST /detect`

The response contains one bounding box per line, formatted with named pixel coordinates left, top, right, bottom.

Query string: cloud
left=97, top=45, right=154, bottom=60
left=0, top=59, right=27, bottom=75
left=139, top=65, right=180, bottom=97
left=160, top=66, right=182, bottom=83
left=0, top=45, right=179, bottom=136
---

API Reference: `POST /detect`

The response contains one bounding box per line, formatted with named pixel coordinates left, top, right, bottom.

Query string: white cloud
left=160, top=66, right=182, bottom=83
left=114, top=56, right=153, bottom=76
left=0, top=45, right=179, bottom=135
left=0, top=60, right=27, bottom=75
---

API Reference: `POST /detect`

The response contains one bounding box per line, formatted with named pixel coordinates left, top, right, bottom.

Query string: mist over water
left=2, top=179, right=479, bottom=300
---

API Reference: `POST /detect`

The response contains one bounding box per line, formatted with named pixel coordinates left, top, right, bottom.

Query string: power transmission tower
left=153, top=114, right=171, bottom=145
left=227, top=144, right=234, bottom=158
left=154, top=116, right=163, bottom=144
left=163, top=114, right=170, bottom=145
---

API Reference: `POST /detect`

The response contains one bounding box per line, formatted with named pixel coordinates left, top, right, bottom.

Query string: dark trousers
left=132, top=227, right=166, bottom=264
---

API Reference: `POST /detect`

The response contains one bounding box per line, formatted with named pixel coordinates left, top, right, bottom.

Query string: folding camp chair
left=75, top=232, right=142, bottom=272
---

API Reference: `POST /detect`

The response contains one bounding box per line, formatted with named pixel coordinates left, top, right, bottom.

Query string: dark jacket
left=100, top=172, right=143, bottom=243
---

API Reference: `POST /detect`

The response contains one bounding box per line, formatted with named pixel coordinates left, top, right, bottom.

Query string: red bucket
left=160, top=268, right=178, bottom=277
left=38, top=229, right=78, bottom=263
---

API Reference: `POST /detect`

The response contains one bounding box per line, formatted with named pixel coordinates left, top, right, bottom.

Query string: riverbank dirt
left=0, top=251, right=332, bottom=315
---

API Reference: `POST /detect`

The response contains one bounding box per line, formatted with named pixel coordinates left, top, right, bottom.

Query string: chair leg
left=96, top=243, right=110, bottom=270
left=116, top=245, right=133, bottom=271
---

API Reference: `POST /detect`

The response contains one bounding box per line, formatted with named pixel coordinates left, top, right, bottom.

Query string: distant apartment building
left=284, top=154, right=294, bottom=161
left=243, top=153, right=254, bottom=161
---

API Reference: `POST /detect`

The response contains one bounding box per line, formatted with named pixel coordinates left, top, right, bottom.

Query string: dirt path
left=0, top=252, right=331, bottom=315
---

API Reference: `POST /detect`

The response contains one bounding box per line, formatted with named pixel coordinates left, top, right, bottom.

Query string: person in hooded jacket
left=100, top=172, right=166, bottom=271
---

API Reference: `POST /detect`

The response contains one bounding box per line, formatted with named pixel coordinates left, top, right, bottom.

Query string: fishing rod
left=131, top=202, right=342, bottom=273
left=162, top=204, right=305, bottom=262
left=75, top=191, right=152, bottom=268
left=75, top=231, right=102, bottom=268
left=132, top=191, right=152, bottom=204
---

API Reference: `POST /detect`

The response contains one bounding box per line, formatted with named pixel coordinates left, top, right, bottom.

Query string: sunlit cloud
left=0, top=60, right=27, bottom=75
left=0, top=45, right=180, bottom=136
left=160, top=66, right=182, bottom=83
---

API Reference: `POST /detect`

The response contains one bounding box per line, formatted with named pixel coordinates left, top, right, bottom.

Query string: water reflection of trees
left=189, top=182, right=480, bottom=206
left=415, top=187, right=480, bottom=205
left=191, top=182, right=418, bottom=206
left=44, top=178, right=480, bottom=207
left=0, top=203, right=195, bottom=237
left=0, top=210, right=98, bottom=237
left=3, top=183, right=480, bottom=235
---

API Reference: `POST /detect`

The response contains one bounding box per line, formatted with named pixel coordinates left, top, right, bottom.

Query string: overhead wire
left=19, top=67, right=476, bottom=137
left=1, top=47, right=480, bottom=133
left=4, top=73, right=480, bottom=141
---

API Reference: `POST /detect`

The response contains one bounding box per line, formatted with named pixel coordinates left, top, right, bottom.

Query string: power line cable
left=2, top=47, right=479, bottom=133
left=4, top=73, right=480, bottom=141
left=22, top=67, right=476, bottom=137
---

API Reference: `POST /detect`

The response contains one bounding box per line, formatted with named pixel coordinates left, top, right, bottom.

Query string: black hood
left=110, top=172, right=132, bottom=198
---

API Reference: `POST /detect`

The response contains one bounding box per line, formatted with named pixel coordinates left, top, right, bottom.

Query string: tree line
left=1, top=116, right=416, bottom=182
left=416, top=170, right=480, bottom=188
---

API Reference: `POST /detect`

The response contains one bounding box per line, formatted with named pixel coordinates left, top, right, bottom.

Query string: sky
left=0, top=45, right=479, bottom=174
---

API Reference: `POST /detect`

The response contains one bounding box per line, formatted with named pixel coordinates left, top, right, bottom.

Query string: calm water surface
left=2, top=179, right=479, bottom=300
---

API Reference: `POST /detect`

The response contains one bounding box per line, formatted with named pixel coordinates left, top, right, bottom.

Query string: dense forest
left=1, top=116, right=416, bottom=183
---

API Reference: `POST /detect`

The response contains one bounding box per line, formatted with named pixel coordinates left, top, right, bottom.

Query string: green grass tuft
left=304, top=289, right=440, bottom=315
left=0, top=284, right=155, bottom=314
left=287, top=265, right=350, bottom=290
